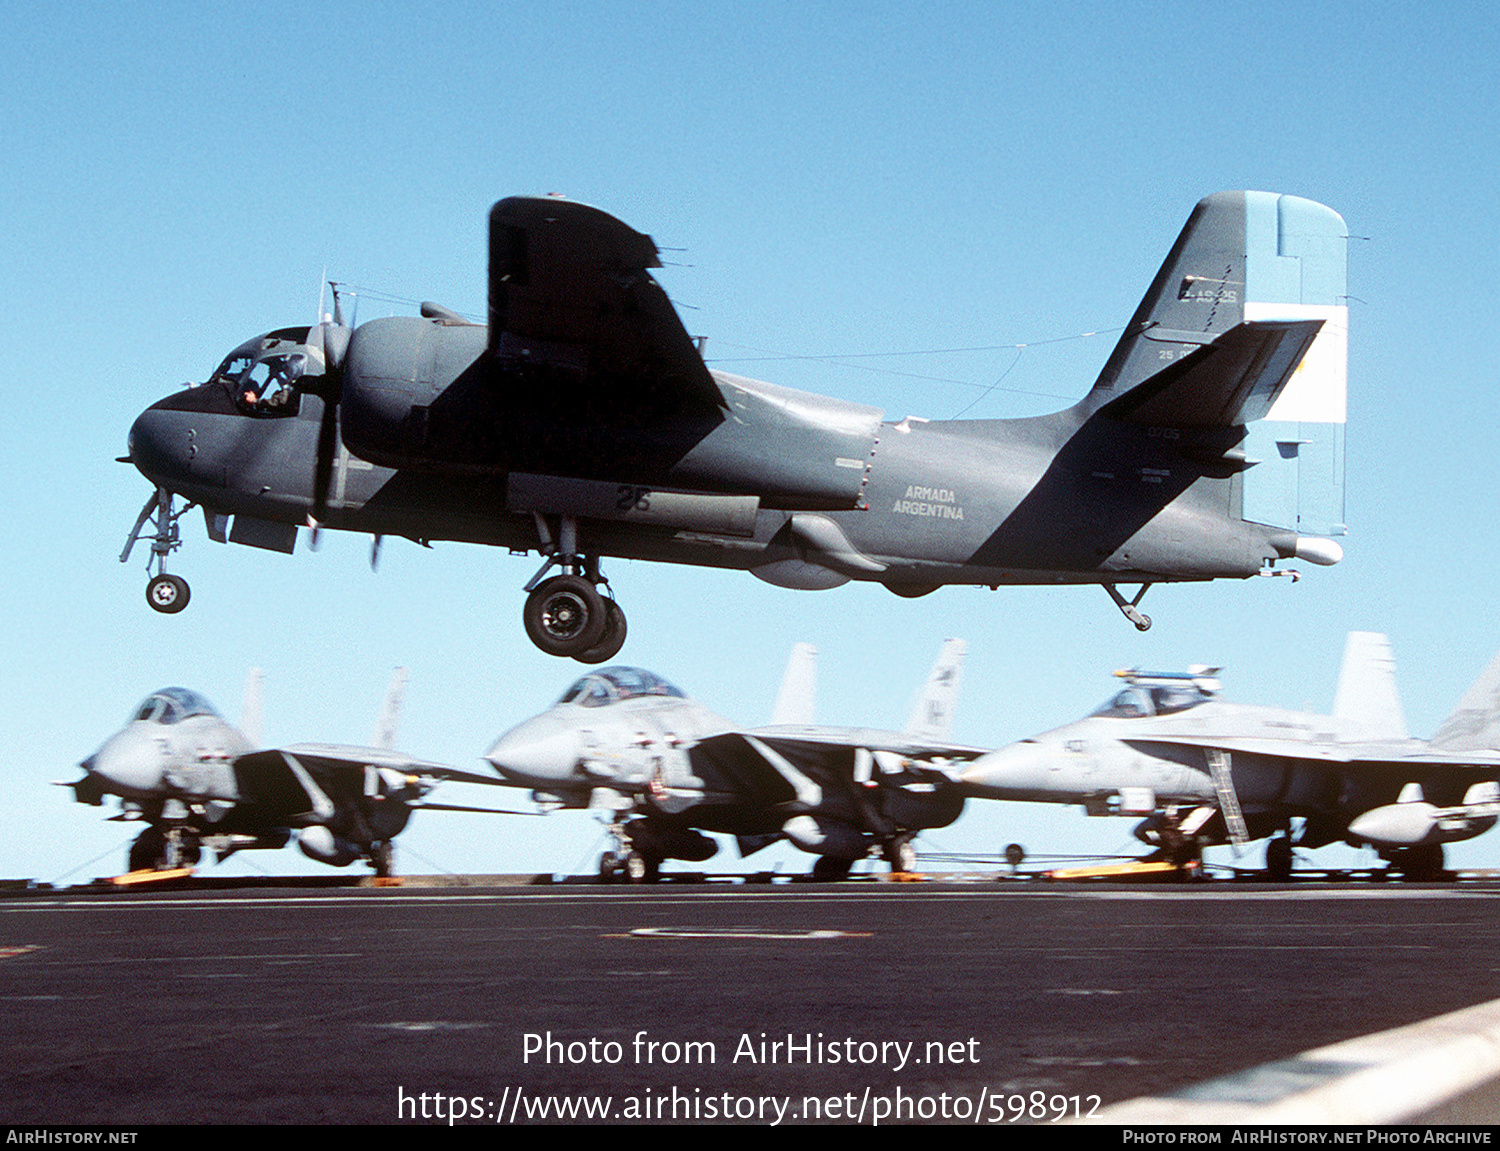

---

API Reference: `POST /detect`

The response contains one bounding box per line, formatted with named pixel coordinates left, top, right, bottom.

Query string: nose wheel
left=147, top=573, right=191, bottom=613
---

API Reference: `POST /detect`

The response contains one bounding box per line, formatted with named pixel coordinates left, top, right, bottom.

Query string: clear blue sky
left=4, top=1, right=1499, bottom=881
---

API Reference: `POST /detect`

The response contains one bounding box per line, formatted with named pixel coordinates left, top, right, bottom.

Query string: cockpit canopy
left=1089, top=683, right=1212, bottom=719
left=557, top=667, right=685, bottom=708
left=208, top=327, right=319, bottom=416
left=132, top=687, right=221, bottom=725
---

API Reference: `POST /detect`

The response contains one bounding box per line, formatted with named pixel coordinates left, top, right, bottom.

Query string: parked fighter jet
left=121, top=191, right=1348, bottom=659
left=484, top=640, right=977, bottom=880
left=959, top=635, right=1500, bottom=880
left=69, top=670, right=501, bottom=875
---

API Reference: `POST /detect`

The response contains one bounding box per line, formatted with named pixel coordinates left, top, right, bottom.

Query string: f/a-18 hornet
left=960, top=634, right=1500, bottom=880
left=121, top=190, right=1347, bottom=660
left=68, top=669, right=502, bottom=875
left=485, top=640, right=978, bottom=880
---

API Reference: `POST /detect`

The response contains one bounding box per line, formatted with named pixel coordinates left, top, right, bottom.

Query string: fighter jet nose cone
left=127, top=408, right=177, bottom=483
left=485, top=721, right=579, bottom=784
left=959, top=742, right=1048, bottom=795
left=86, top=729, right=166, bottom=795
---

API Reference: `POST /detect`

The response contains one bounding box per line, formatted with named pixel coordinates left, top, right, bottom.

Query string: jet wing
left=487, top=196, right=725, bottom=417
left=751, top=725, right=988, bottom=765
left=228, top=746, right=499, bottom=821
left=1100, top=319, right=1324, bottom=428
left=278, top=744, right=503, bottom=787
left=1123, top=736, right=1500, bottom=769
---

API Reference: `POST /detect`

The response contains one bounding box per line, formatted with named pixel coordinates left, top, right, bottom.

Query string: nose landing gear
left=122, top=488, right=194, bottom=614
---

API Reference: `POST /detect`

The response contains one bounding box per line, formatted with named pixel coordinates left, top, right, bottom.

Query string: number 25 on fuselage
left=121, top=191, right=1348, bottom=659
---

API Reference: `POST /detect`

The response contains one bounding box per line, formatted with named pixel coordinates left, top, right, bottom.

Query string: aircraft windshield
left=558, top=668, right=686, bottom=708
left=1089, top=684, right=1210, bottom=719
left=208, top=329, right=313, bottom=416
left=132, top=687, right=221, bottom=725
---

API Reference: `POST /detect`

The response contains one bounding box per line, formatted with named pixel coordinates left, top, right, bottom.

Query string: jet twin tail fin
left=904, top=639, right=967, bottom=743
left=1431, top=649, right=1500, bottom=752
left=373, top=667, right=408, bottom=751
left=1332, top=632, right=1407, bottom=741
left=771, top=643, right=818, bottom=727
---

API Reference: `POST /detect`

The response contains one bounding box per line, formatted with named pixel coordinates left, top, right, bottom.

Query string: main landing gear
left=128, top=825, right=201, bottom=872
left=122, top=488, right=194, bottom=614
left=522, top=515, right=627, bottom=662
left=1105, top=583, right=1153, bottom=631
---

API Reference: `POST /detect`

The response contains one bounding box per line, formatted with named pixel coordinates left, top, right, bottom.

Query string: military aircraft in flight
left=959, top=634, right=1500, bottom=880
left=120, top=190, right=1348, bottom=659
left=68, top=669, right=502, bottom=875
left=484, top=639, right=977, bottom=880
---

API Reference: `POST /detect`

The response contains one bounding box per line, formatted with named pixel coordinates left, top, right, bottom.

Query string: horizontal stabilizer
left=1431, top=649, right=1500, bottom=752
left=1099, top=319, right=1323, bottom=428
left=1333, top=632, right=1408, bottom=741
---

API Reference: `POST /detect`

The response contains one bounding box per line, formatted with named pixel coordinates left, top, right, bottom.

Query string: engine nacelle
left=298, top=826, right=362, bottom=867
left=782, top=814, right=867, bottom=859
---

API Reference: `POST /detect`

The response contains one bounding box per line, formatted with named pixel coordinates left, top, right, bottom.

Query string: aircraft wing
left=1099, top=318, right=1324, bottom=428
left=1123, top=736, right=1500, bottom=770
left=278, top=744, right=503, bottom=787
left=487, top=196, right=724, bottom=417
left=227, top=745, right=501, bottom=821
left=751, top=726, right=988, bottom=765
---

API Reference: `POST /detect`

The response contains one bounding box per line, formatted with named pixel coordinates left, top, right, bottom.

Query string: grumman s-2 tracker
left=120, top=191, right=1349, bottom=660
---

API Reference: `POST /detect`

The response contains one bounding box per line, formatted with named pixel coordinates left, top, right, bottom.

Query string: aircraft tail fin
left=904, top=639, right=967, bottom=742
left=373, top=667, right=409, bottom=751
left=1089, top=191, right=1348, bottom=537
left=771, top=644, right=818, bottom=726
left=240, top=668, right=264, bottom=748
left=1332, top=632, right=1407, bottom=740
left=1431, top=650, right=1500, bottom=752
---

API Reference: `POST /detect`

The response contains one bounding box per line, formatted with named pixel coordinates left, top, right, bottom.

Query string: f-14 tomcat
left=960, top=635, right=1500, bottom=880
left=121, top=191, right=1349, bottom=659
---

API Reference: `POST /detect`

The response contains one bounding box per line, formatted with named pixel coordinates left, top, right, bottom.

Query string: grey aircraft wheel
left=523, top=576, right=607, bottom=658
left=884, top=839, right=917, bottom=873
left=146, top=574, right=190, bottom=614
left=574, top=600, right=628, bottom=665
left=371, top=841, right=394, bottom=878
left=623, top=851, right=659, bottom=884
left=598, top=852, right=619, bottom=883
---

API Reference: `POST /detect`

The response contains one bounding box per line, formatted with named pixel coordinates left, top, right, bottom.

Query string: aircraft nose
left=484, top=717, right=580, bottom=785
left=83, top=727, right=167, bottom=797
left=959, top=740, right=1052, bottom=797
left=127, top=407, right=191, bottom=486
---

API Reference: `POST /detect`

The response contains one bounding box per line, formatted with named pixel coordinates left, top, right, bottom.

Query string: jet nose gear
left=121, top=488, right=194, bottom=614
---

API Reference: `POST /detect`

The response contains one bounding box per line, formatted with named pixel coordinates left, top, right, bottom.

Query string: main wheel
left=128, top=827, right=170, bottom=872
left=811, top=856, right=853, bottom=881
left=884, top=839, right=917, bottom=873
left=523, top=576, right=607, bottom=657
left=146, top=574, right=190, bottom=614
left=1265, top=835, right=1293, bottom=883
left=574, top=600, right=628, bottom=665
